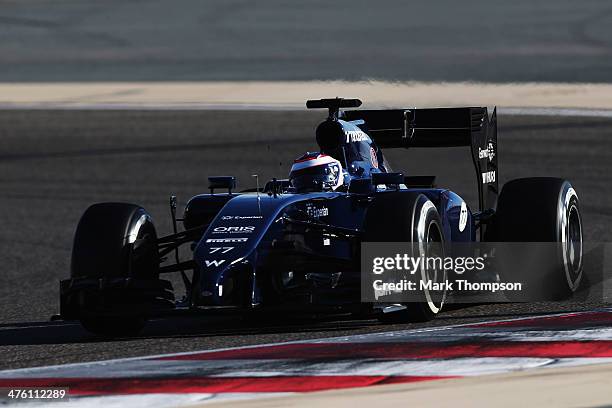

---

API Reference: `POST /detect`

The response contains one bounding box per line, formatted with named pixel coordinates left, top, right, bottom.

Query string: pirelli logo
left=206, top=238, right=248, bottom=243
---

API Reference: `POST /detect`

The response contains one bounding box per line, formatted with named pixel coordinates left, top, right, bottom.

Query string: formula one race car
left=59, top=98, right=584, bottom=336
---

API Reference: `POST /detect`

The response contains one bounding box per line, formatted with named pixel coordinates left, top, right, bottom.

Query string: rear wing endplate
left=343, top=107, right=498, bottom=214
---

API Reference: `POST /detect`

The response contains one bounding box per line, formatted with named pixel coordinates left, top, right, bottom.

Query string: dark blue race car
left=59, top=98, right=583, bottom=336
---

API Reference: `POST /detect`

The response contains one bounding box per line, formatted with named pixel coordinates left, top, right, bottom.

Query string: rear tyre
left=364, top=192, right=447, bottom=323
left=488, top=178, right=583, bottom=300
left=71, top=203, right=160, bottom=336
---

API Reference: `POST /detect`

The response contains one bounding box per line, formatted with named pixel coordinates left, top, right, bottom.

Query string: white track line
left=1, top=309, right=610, bottom=408
left=4, top=358, right=609, bottom=379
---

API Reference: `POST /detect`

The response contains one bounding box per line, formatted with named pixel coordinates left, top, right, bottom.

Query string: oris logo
left=212, top=226, right=256, bottom=234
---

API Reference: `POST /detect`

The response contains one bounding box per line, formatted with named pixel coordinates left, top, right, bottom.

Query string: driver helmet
left=289, top=152, right=344, bottom=192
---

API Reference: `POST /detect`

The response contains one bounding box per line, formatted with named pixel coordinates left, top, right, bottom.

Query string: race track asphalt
left=0, top=110, right=610, bottom=369
left=1, top=0, right=612, bottom=82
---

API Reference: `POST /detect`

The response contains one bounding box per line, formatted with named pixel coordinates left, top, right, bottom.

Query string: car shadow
left=0, top=314, right=387, bottom=346
left=1, top=302, right=596, bottom=348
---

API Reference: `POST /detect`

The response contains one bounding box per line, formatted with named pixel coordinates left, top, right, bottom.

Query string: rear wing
left=343, top=107, right=498, bottom=214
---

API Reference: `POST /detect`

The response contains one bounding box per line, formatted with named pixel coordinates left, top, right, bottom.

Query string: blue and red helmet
left=289, top=152, right=344, bottom=192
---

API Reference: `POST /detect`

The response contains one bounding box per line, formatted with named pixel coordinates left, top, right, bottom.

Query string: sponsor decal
left=370, top=147, right=379, bottom=169
left=481, top=171, right=496, bottom=184
left=212, top=226, right=256, bottom=234
left=209, top=247, right=234, bottom=254
left=204, top=259, right=225, bottom=267
left=459, top=201, right=468, bottom=232
left=221, top=215, right=263, bottom=220
left=206, top=237, right=248, bottom=243
left=344, top=129, right=369, bottom=143
left=306, top=205, right=329, bottom=218
left=478, top=141, right=496, bottom=162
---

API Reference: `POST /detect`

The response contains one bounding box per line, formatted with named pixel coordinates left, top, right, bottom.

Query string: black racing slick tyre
left=364, top=192, right=447, bottom=323
left=71, top=203, right=160, bottom=336
left=488, top=178, right=583, bottom=300
left=80, top=316, right=147, bottom=337
left=71, top=203, right=159, bottom=280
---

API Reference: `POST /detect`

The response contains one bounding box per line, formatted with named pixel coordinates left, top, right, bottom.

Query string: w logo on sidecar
left=205, top=260, right=226, bottom=267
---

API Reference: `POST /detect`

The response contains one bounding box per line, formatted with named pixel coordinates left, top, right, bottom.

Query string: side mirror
left=208, top=176, right=236, bottom=194
left=348, top=178, right=374, bottom=194
left=404, top=175, right=436, bottom=188
left=371, top=172, right=404, bottom=186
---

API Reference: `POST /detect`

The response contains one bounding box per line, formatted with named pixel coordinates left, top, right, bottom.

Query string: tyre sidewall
left=364, top=192, right=446, bottom=322
left=491, top=178, right=583, bottom=299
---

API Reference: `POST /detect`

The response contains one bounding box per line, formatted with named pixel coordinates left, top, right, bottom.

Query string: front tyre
left=71, top=203, right=159, bottom=281
left=70, top=203, right=161, bottom=337
left=80, top=316, right=147, bottom=337
left=364, top=192, right=447, bottom=323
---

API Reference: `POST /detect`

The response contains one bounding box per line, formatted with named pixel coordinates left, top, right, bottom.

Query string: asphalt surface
left=0, top=110, right=610, bottom=370
left=1, top=0, right=612, bottom=82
